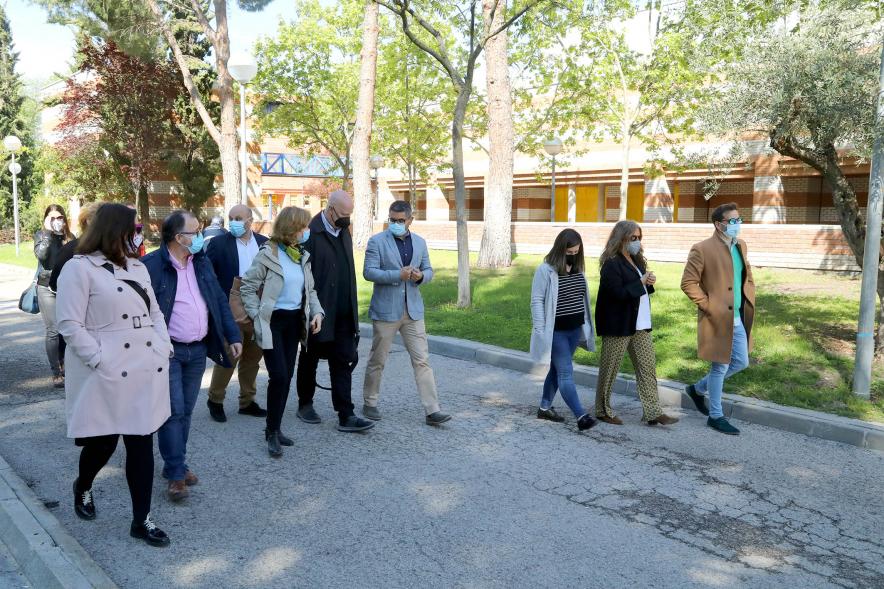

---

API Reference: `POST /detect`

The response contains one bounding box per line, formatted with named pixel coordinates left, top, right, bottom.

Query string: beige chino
left=363, top=310, right=441, bottom=415
left=208, top=323, right=264, bottom=408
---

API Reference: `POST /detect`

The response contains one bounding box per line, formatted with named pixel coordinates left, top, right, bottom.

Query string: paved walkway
left=0, top=263, right=882, bottom=588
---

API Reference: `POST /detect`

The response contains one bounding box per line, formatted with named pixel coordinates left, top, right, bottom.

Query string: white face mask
left=51, top=219, right=65, bottom=233
left=133, top=234, right=144, bottom=247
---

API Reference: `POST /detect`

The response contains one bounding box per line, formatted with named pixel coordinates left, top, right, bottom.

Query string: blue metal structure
left=261, top=153, right=347, bottom=178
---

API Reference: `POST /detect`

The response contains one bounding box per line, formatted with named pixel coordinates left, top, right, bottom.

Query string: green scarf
left=279, top=243, right=303, bottom=264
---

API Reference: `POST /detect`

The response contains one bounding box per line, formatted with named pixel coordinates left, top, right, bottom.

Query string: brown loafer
left=648, top=414, right=679, bottom=426
left=597, top=415, right=623, bottom=425
left=184, top=470, right=198, bottom=486
left=166, top=480, right=189, bottom=502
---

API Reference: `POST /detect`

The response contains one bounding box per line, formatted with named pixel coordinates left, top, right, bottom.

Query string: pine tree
left=0, top=4, right=36, bottom=223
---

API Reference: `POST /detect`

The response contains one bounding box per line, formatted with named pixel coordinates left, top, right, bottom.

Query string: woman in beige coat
left=241, top=206, right=323, bottom=457
left=56, top=204, right=172, bottom=547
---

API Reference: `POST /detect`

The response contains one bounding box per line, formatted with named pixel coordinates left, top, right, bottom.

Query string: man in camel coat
left=681, top=202, right=756, bottom=435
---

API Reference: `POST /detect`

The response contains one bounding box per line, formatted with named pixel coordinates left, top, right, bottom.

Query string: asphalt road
left=0, top=263, right=882, bottom=589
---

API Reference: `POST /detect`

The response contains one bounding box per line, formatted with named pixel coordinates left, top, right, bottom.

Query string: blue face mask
left=229, top=220, right=247, bottom=238
left=187, top=232, right=204, bottom=255
left=724, top=223, right=740, bottom=239
left=389, top=222, right=407, bottom=237
left=298, top=229, right=310, bottom=244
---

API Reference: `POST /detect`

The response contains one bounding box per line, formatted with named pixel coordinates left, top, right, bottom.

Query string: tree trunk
left=477, top=0, right=514, bottom=269
left=134, top=174, right=152, bottom=241
left=213, top=0, right=241, bottom=210
left=770, top=130, right=884, bottom=354
left=452, top=86, right=472, bottom=308
left=618, top=132, right=631, bottom=221
left=352, top=0, right=380, bottom=250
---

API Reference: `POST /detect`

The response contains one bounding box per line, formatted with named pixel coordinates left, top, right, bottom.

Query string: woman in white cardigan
left=56, top=204, right=172, bottom=547
left=530, top=228, right=597, bottom=432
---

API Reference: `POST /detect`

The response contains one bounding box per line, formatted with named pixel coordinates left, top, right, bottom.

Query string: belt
left=171, top=338, right=207, bottom=346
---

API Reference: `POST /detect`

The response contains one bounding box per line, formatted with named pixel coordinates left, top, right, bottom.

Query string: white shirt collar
left=320, top=210, right=340, bottom=237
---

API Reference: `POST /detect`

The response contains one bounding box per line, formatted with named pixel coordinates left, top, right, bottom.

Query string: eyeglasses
left=388, top=217, right=408, bottom=225
left=721, top=217, right=743, bottom=225
left=177, top=231, right=199, bottom=237
left=629, top=235, right=641, bottom=242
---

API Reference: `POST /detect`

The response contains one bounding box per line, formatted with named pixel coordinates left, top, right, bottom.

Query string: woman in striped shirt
left=530, top=229, right=598, bottom=431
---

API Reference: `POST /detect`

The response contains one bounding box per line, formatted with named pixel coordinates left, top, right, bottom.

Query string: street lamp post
left=544, top=138, right=563, bottom=223
left=229, top=54, right=258, bottom=206
left=3, top=135, right=23, bottom=256
left=369, top=155, right=384, bottom=221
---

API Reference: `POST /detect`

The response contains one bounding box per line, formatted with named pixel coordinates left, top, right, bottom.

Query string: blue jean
left=540, top=327, right=587, bottom=418
left=158, top=340, right=208, bottom=481
left=694, top=319, right=749, bottom=419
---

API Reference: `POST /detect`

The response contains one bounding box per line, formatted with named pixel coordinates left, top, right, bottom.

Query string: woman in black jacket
left=594, top=220, right=678, bottom=426
left=34, top=204, right=74, bottom=387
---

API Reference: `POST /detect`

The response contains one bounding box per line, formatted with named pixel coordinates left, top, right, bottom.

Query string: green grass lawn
left=0, top=242, right=36, bottom=269
left=356, top=250, right=884, bottom=423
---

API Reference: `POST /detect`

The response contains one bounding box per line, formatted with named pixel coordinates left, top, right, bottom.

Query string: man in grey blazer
left=362, top=200, right=451, bottom=426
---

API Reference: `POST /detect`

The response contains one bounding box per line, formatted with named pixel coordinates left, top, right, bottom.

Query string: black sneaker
left=207, top=399, right=227, bottom=422
left=73, top=479, right=96, bottom=520
left=707, top=416, right=740, bottom=435
left=238, top=401, right=267, bottom=417
left=537, top=407, right=565, bottom=423
left=130, top=514, right=170, bottom=547
left=685, top=384, right=709, bottom=416
left=425, top=412, right=452, bottom=426
left=577, top=414, right=598, bottom=431
left=297, top=405, right=322, bottom=424
left=337, top=415, right=375, bottom=432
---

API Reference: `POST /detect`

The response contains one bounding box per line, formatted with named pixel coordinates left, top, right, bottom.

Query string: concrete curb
left=359, top=323, right=884, bottom=452
left=0, top=454, right=118, bottom=589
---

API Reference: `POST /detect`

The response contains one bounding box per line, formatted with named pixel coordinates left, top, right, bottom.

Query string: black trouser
left=263, top=309, right=303, bottom=432
left=296, top=319, right=357, bottom=421
left=76, top=434, right=153, bottom=523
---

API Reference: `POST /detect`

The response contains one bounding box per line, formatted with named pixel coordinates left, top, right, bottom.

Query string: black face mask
left=565, top=254, right=577, bottom=265
left=334, top=216, right=351, bottom=229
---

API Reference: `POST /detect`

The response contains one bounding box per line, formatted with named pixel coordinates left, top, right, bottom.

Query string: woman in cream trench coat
left=56, top=202, right=172, bottom=547
left=58, top=252, right=172, bottom=436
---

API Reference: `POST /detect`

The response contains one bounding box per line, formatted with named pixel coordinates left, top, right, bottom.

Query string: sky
left=5, top=0, right=291, bottom=87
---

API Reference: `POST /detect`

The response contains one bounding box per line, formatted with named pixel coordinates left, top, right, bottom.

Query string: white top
left=634, top=266, right=652, bottom=331
left=275, top=244, right=305, bottom=311
left=235, top=234, right=259, bottom=277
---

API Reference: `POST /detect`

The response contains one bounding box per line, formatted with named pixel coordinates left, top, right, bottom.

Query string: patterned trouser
left=595, top=330, right=662, bottom=421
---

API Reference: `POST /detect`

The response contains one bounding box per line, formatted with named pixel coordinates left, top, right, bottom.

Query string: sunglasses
left=720, top=218, right=743, bottom=225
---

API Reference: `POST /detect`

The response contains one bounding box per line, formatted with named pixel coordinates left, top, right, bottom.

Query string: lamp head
left=3, top=135, right=22, bottom=153
left=369, top=155, right=384, bottom=170
left=228, top=53, right=258, bottom=83
left=543, top=138, right=563, bottom=157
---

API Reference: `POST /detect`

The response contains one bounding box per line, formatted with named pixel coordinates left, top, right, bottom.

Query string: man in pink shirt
left=142, top=211, right=242, bottom=502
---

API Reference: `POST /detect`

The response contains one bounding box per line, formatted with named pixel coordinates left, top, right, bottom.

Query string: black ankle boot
left=73, top=479, right=96, bottom=520
left=265, top=428, right=293, bottom=446
left=267, top=430, right=283, bottom=457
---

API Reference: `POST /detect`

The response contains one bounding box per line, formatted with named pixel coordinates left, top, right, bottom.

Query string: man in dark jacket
left=142, top=210, right=242, bottom=501
left=204, top=204, right=269, bottom=422
left=295, top=190, right=374, bottom=432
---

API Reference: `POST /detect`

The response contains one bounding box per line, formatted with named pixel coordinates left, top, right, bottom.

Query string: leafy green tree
left=377, top=0, right=545, bottom=308
left=373, top=27, right=452, bottom=208
left=0, top=4, right=38, bottom=226
left=252, top=0, right=364, bottom=191
left=699, top=3, right=884, bottom=347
